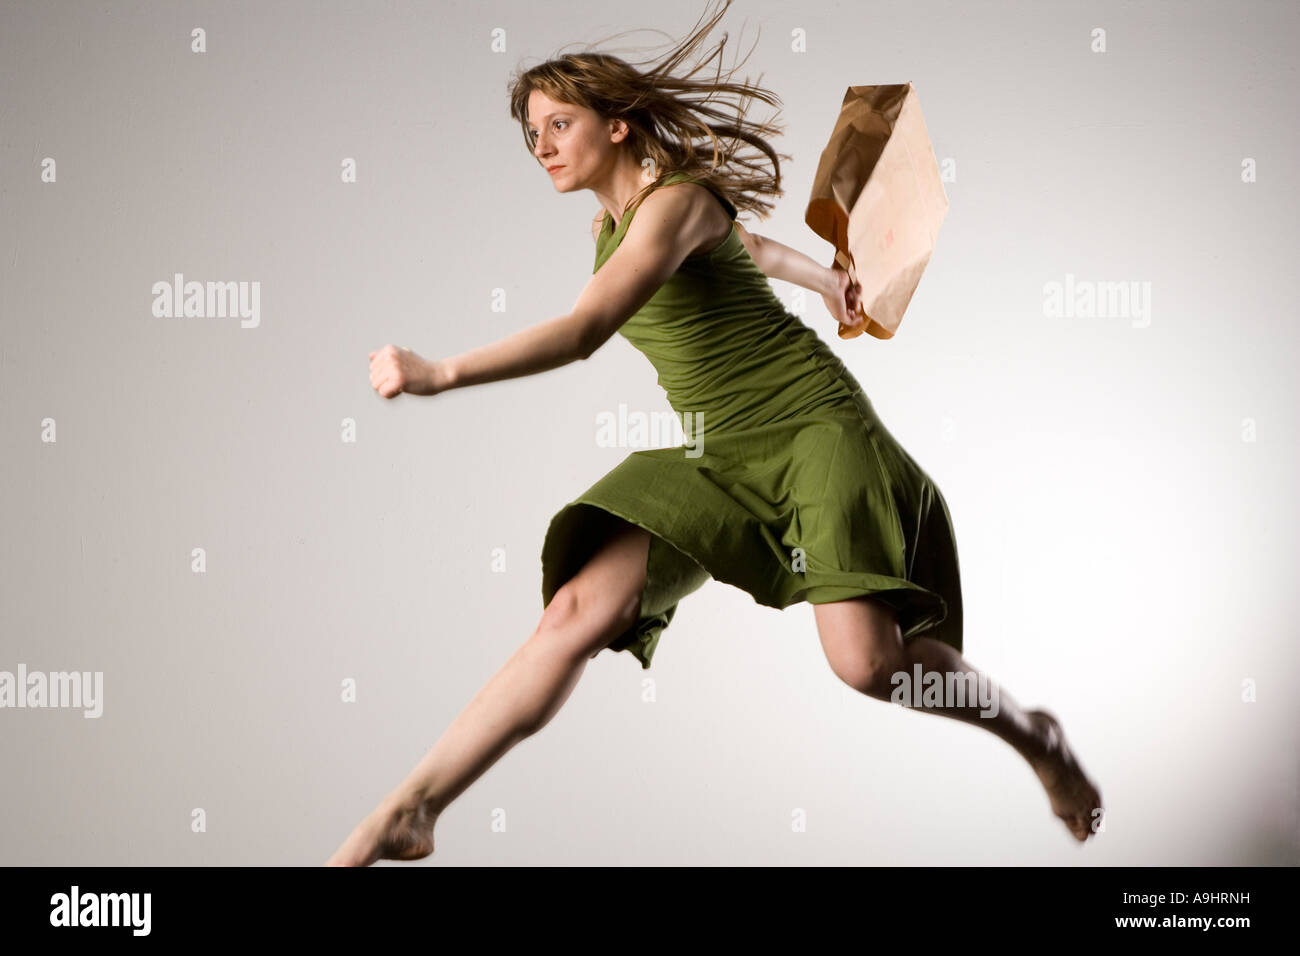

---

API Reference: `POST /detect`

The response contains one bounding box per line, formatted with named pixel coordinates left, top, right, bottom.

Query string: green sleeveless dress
left=540, top=171, right=963, bottom=669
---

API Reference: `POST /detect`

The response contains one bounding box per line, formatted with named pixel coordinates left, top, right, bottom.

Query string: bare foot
left=1024, top=708, right=1103, bottom=843
left=325, top=798, right=438, bottom=866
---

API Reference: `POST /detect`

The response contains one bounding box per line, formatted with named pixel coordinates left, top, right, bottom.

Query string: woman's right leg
left=325, top=519, right=652, bottom=866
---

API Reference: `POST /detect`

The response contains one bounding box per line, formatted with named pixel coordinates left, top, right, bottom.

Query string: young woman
left=327, top=0, right=1102, bottom=866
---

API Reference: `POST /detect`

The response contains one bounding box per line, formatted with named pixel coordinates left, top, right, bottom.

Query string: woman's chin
left=548, top=168, right=577, bottom=190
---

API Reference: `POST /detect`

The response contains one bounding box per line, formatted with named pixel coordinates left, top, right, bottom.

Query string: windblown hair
left=506, top=0, right=791, bottom=222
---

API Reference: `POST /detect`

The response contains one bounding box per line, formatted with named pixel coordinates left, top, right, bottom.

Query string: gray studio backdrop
left=2, top=0, right=1297, bottom=865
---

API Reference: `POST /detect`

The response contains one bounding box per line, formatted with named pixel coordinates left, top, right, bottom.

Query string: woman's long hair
left=506, top=0, right=791, bottom=221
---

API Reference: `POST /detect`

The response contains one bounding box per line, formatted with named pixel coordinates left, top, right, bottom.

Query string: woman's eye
left=528, top=120, right=566, bottom=143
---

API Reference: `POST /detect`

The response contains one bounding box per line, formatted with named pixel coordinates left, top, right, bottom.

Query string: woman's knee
left=536, top=578, right=638, bottom=660
left=828, top=653, right=903, bottom=699
left=537, top=583, right=582, bottom=635
left=815, top=597, right=907, bottom=699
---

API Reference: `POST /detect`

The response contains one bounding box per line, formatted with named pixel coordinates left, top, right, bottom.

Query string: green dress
left=540, top=171, right=963, bottom=668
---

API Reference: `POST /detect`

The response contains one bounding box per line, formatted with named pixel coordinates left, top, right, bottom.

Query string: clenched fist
left=820, top=263, right=864, bottom=330
left=368, top=344, right=443, bottom=399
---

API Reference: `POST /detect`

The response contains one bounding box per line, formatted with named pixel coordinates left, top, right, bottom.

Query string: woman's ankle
left=381, top=786, right=443, bottom=822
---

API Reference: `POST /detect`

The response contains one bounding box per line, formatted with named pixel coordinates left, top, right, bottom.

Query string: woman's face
left=527, top=89, right=623, bottom=192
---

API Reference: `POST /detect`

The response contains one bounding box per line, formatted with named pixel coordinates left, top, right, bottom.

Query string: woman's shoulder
left=657, top=172, right=738, bottom=221
left=634, top=176, right=735, bottom=232
left=645, top=176, right=737, bottom=256
left=596, top=172, right=735, bottom=255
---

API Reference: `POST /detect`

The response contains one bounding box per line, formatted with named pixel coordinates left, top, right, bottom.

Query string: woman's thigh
left=812, top=596, right=907, bottom=697
left=537, top=518, right=652, bottom=660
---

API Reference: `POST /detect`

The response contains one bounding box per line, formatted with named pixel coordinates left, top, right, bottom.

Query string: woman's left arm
left=738, top=226, right=863, bottom=328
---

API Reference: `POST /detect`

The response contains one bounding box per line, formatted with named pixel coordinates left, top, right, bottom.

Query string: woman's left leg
left=813, top=596, right=1103, bottom=842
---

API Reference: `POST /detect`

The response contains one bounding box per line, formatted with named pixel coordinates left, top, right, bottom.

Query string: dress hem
left=541, top=487, right=957, bottom=670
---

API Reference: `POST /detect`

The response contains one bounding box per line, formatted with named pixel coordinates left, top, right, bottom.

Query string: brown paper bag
left=805, top=83, right=949, bottom=340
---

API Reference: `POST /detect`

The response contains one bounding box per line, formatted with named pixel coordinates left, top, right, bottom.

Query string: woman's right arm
left=369, top=186, right=713, bottom=400
left=367, top=310, right=591, bottom=399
